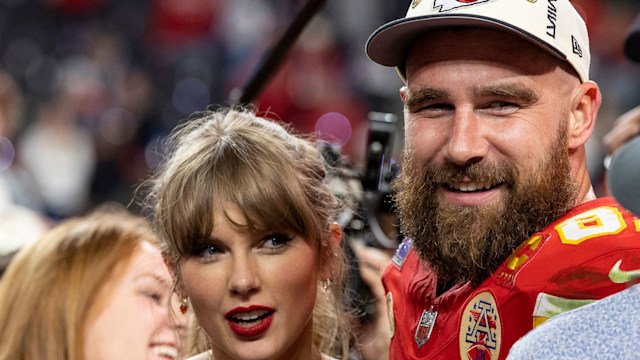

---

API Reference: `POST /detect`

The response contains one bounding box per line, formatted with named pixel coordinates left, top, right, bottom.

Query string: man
left=506, top=10, right=640, bottom=360
left=365, top=1, right=640, bottom=359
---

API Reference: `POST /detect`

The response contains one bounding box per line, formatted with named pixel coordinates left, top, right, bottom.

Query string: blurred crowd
left=0, top=0, right=640, bottom=250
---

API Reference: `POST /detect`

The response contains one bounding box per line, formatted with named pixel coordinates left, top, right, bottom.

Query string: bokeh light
left=172, top=77, right=210, bottom=116
left=0, top=137, right=15, bottom=172
left=314, top=112, right=352, bottom=146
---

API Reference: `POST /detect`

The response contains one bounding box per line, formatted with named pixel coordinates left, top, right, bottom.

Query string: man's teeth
left=448, top=181, right=495, bottom=192
left=152, top=345, right=177, bottom=359
left=231, top=309, right=269, bottom=322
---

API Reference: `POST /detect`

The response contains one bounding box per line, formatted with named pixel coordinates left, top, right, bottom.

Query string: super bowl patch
left=415, top=306, right=437, bottom=349
left=392, top=238, right=412, bottom=269
left=459, top=291, right=501, bottom=360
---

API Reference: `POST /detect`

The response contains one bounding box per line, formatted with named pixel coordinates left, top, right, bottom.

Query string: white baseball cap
left=366, top=0, right=590, bottom=83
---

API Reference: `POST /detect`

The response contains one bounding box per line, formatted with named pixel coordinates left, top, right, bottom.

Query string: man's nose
left=445, top=109, right=488, bottom=166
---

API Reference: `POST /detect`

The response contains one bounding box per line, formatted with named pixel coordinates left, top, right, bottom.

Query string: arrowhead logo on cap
left=433, top=0, right=494, bottom=12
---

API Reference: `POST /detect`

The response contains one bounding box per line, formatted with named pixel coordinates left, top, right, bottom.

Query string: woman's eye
left=262, top=233, right=293, bottom=251
left=142, top=291, right=163, bottom=304
left=194, top=244, right=222, bottom=259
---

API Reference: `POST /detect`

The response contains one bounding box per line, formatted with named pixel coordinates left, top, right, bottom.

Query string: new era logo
left=572, top=35, right=583, bottom=57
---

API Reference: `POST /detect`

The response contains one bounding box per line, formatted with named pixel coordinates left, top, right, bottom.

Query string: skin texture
left=393, top=28, right=601, bottom=283
left=401, top=28, right=598, bottom=203
left=180, top=205, right=341, bottom=360
left=83, top=241, right=186, bottom=360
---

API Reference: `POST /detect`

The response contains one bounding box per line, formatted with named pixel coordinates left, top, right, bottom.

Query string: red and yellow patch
left=497, top=234, right=548, bottom=288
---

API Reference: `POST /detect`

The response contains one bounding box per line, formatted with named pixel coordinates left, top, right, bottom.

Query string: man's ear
left=321, top=223, right=342, bottom=280
left=400, top=86, right=408, bottom=103
left=567, top=81, right=601, bottom=150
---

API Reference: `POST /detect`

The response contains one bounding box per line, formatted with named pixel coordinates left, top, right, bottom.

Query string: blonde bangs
left=154, top=109, right=332, bottom=258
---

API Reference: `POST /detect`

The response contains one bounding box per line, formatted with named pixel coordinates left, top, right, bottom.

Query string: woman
left=147, top=108, right=352, bottom=360
left=0, top=205, right=187, bottom=360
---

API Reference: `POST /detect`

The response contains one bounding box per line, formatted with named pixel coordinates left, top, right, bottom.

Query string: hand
left=351, top=241, right=393, bottom=360
left=603, top=105, right=640, bottom=156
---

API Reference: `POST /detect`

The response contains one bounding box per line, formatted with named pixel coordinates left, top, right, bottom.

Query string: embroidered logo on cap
left=459, top=291, right=501, bottom=360
left=434, top=0, right=494, bottom=12
left=572, top=35, right=583, bottom=57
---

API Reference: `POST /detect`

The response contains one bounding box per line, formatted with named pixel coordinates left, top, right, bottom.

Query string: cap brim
left=624, top=13, right=640, bottom=63
left=366, top=14, right=566, bottom=70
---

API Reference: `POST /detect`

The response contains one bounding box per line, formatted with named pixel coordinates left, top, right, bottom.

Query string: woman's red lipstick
left=225, top=305, right=275, bottom=338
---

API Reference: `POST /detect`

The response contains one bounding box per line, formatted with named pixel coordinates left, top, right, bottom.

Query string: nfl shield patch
left=415, top=306, right=438, bottom=349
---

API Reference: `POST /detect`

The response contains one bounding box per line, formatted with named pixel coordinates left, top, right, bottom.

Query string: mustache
left=419, top=160, right=517, bottom=188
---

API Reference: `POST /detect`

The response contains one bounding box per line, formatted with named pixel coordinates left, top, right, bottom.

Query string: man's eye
left=414, top=103, right=454, bottom=113
left=486, top=101, right=520, bottom=111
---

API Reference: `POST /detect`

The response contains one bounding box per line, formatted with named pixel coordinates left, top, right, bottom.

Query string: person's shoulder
left=185, top=351, right=212, bottom=360
left=537, top=196, right=640, bottom=253
left=506, top=284, right=640, bottom=359
left=542, top=197, right=640, bottom=250
left=494, top=197, right=640, bottom=294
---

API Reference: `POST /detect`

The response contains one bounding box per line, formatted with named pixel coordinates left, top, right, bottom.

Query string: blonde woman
left=0, top=205, right=187, bottom=360
left=147, top=108, right=352, bottom=360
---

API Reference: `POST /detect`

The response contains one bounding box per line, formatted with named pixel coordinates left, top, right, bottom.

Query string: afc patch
left=459, top=291, right=501, bottom=360
left=392, top=238, right=412, bottom=269
left=415, top=306, right=438, bottom=349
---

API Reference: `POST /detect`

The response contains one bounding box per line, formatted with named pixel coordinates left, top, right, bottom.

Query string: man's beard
left=393, top=123, right=577, bottom=285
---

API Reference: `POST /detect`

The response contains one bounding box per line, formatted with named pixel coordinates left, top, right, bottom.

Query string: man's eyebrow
left=404, top=87, right=449, bottom=109
left=473, top=83, right=539, bottom=104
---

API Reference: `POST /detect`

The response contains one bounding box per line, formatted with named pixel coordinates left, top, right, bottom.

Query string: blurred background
left=1, top=0, right=640, bottom=241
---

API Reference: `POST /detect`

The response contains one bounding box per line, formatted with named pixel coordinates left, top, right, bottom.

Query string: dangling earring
left=179, top=297, right=189, bottom=315
left=321, top=279, right=333, bottom=291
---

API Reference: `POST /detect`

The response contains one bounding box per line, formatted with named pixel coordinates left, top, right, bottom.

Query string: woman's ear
left=567, top=81, right=601, bottom=150
left=163, top=252, right=186, bottom=296
left=321, top=223, right=342, bottom=280
left=328, top=223, right=343, bottom=248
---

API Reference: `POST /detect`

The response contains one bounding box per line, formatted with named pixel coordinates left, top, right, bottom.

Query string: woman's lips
left=225, top=306, right=275, bottom=338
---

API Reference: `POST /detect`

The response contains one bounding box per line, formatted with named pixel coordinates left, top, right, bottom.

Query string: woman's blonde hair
left=146, top=107, right=352, bottom=358
left=0, top=205, right=159, bottom=360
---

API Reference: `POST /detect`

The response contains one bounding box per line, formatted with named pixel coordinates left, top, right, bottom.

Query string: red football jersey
left=383, top=197, right=640, bottom=359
